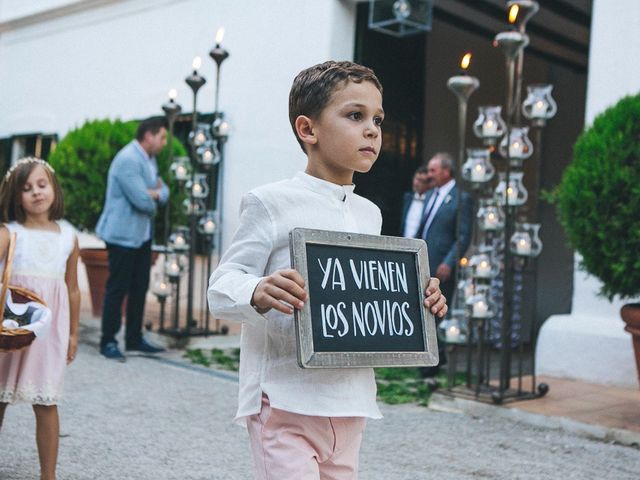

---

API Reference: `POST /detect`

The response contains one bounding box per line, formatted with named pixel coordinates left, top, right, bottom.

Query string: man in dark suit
left=416, top=152, right=473, bottom=377
left=400, top=165, right=430, bottom=238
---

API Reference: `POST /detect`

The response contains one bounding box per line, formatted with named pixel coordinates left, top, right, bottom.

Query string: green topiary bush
left=48, top=118, right=187, bottom=242
left=554, top=93, right=640, bottom=300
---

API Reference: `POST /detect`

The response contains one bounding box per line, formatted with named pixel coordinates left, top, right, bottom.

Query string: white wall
left=536, top=0, right=640, bottom=388
left=0, top=0, right=357, bottom=252
left=585, top=0, right=640, bottom=124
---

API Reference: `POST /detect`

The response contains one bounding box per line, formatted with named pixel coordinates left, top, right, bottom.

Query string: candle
left=470, top=162, right=486, bottom=182
left=192, top=56, right=202, bottom=71
left=464, top=281, right=474, bottom=299
left=472, top=300, right=489, bottom=318
left=202, top=150, right=214, bottom=164
left=154, top=281, right=170, bottom=298
left=216, top=26, right=225, bottom=45
left=475, top=260, right=491, bottom=278
left=192, top=183, right=203, bottom=196
left=216, top=121, right=230, bottom=136
left=167, top=262, right=180, bottom=277
left=203, top=220, right=215, bottom=234
left=509, top=141, right=523, bottom=158
left=506, top=186, right=518, bottom=204
left=483, top=119, right=497, bottom=137
left=484, top=212, right=499, bottom=230
left=446, top=324, right=461, bottom=342
left=531, top=100, right=547, bottom=118
left=194, top=131, right=206, bottom=146
left=175, top=165, right=188, bottom=180
left=174, top=235, right=186, bottom=247
left=516, top=236, right=532, bottom=255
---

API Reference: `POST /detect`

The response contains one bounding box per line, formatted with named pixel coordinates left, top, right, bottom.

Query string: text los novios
left=317, top=257, right=414, bottom=338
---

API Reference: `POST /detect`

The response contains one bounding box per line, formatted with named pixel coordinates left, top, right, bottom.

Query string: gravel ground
left=2, top=324, right=639, bottom=479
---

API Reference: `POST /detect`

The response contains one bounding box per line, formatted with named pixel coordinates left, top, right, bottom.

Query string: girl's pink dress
left=0, top=220, right=75, bottom=405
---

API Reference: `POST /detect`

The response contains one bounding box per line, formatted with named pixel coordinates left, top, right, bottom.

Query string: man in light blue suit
left=96, top=117, right=170, bottom=360
left=416, top=152, right=473, bottom=377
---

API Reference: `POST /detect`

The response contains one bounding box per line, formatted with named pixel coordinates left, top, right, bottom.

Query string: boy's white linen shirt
left=208, top=172, right=384, bottom=422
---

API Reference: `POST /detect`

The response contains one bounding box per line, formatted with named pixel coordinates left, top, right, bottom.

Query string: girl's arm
left=65, top=236, right=81, bottom=364
left=0, top=226, right=10, bottom=262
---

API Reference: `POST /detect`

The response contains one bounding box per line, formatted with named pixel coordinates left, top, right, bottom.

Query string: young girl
left=0, top=157, right=80, bottom=480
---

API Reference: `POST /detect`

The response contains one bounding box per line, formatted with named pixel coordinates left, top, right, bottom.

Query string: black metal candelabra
left=442, top=0, right=556, bottom=404
left=154, top=29, right=231, bottom=338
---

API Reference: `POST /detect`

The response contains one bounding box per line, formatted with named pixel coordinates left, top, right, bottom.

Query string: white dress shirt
left=208, top=172, right=383, bottom=422
left=403, top=193, right=426, bottom=238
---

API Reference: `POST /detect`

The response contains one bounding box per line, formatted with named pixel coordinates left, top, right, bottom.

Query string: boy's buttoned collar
left=295, top=171, right=355, bottom=202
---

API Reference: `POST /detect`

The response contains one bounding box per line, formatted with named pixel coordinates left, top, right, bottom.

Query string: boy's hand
left=252, top=269, right=307, bottom=315
left=424, top=277, right=448, bottom=318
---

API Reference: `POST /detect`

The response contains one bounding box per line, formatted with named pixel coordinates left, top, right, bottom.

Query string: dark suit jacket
left=420, top=184, right=473, bottom=285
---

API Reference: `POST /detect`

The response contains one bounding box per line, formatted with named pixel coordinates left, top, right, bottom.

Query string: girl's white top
left=208, top=172, right=384, bottom=422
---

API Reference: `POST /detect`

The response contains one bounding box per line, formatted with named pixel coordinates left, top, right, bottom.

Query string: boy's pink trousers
left=246, top=394, right=367, bottom=480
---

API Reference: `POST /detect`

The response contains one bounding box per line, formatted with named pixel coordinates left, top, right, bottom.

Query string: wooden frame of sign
left=289, top=228, right=439, bottom=368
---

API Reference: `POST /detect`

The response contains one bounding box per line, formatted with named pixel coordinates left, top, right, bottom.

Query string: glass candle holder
left=469, top=251, right=499, bottom=279
left=212, top=116, right=230, bottom=141
left=182, top=198, right=206, bottom=216
left=151, top=274, right=171, bottom=299
left=198, top=210, right=217, bottom=236
left=495, top=171, right=528, bottom=207
left=168, top=227, right=189, bottom=252
left=165, top=253, right=182, bottom=280
left=476, top=198, right=505, bottom=231
left=498, top=126, right=533, bottom=163
left=522, top=84, right=557, bottom=126
left=473, top=105, right=506, bottom=144
left=186, top=173, right=209, bottom=199
left=462, top=148, right=495, bottom=184
left=441, top=311, right=467, bottom=344
left=510, top=222, right=543, bottom=257
left=197, top=141, right=220, bottom=167
left=466, top=284, right=495, bottom=319
left=169, top=156, right=191, bottom=182
left=189, top=123, right=211, bottom=148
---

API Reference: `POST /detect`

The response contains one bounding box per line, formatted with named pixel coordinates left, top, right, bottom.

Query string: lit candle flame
left=168, top=89, right=177, bottom=100
left=459, top=257, right=468, bottom=267
left=215, top=26, right=225, bottom=45
left=508, top=4, right=519, bottom=24
left=192, top=56, right=202, bottom=71
left=460, top=52, right=472, bottom=71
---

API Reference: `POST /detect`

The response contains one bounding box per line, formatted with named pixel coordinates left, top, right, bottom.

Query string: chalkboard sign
left=289, top=228, right=439, bottom=368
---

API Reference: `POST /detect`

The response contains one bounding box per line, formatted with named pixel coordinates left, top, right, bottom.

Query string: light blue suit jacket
left=96, top=141, right=169, bottom=248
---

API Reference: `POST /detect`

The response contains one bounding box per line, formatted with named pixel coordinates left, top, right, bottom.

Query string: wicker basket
left=0, top=232, right=47, bottom=353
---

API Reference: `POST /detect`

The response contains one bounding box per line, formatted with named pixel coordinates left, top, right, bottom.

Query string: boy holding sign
left=208, top=61, right=447, bottom=479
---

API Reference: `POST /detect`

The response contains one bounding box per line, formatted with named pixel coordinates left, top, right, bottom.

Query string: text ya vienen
left=317, top=257, right=414, bottom=338
left=317, top=257, right=408, bottom=293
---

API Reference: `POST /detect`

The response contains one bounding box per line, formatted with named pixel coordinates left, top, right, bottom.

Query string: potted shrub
left=553, top=93, right=640, bottom=386
left=48, top=118, right=187, bottom=316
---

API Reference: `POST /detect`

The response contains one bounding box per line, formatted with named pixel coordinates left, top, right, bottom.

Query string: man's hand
left=435, top=263, right=452, bottom=282
left=251, top=269, right=307, bottom=315
left=148, top=189, right=160, bottom=200
left=424, top=277, right=448, bottom=318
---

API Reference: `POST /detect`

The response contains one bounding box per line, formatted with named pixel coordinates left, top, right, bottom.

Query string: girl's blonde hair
left=0, top=157, right=64, bottom=223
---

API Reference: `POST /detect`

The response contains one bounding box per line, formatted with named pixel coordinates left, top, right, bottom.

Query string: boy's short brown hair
left=288, top=61, right=383, bottom=152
